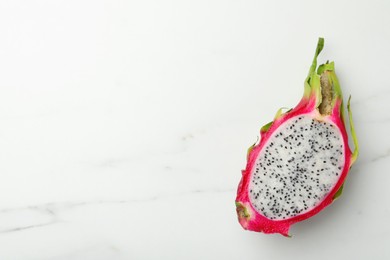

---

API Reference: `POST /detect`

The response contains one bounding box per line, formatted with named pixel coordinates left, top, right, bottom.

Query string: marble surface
left=0, top=0, right=389, bottom=259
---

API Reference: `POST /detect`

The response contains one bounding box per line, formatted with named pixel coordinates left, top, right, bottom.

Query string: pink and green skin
left=235, top=38, right=359, bottom=236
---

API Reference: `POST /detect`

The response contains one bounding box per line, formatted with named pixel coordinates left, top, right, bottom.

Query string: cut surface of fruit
left=249, top=114, right=345, bottom=220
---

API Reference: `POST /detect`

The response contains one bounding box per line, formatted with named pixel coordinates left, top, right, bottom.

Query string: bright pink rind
left=236, top=95, right=353, bottom=236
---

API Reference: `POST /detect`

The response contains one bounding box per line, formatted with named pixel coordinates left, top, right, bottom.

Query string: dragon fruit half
left=235, top=38, right=359, bottom=236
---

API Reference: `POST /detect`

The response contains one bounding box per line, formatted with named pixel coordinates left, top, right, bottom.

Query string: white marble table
left=0, top=0, right=389, bottom=259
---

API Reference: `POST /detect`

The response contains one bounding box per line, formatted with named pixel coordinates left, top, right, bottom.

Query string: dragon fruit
left=235, top=38, right=359, bottom=236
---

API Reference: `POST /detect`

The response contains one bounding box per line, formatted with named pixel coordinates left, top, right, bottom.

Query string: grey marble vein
left=0, top=188, right=234, bottom=234
left=371, top=149, right=390, bottom=162
left=0, top=221, right=56, bottom=234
